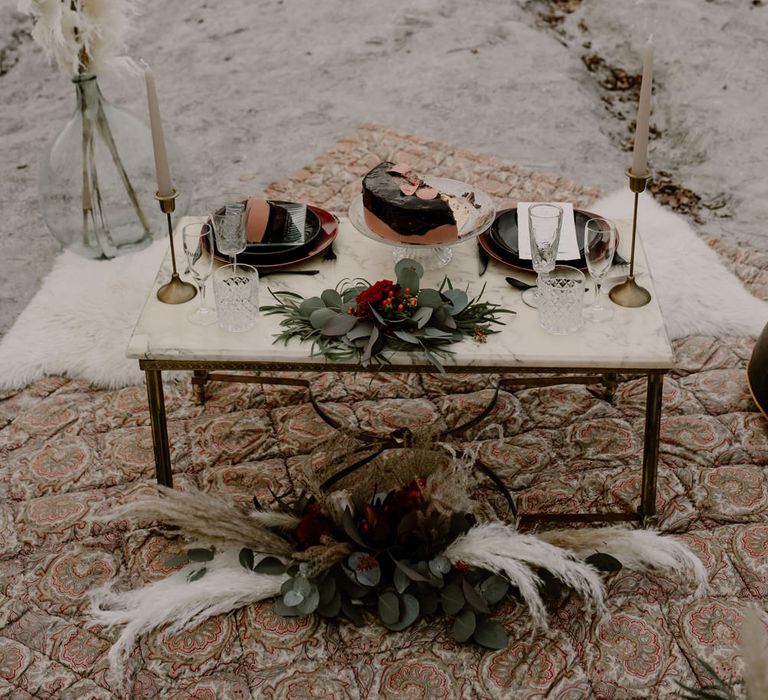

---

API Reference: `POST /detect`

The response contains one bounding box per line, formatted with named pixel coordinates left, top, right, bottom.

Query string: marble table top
left=127, top=216, right=674, bottom=371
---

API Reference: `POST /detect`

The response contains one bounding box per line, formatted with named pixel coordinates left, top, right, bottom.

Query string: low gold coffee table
left=128, top=217, right=674, bottom=526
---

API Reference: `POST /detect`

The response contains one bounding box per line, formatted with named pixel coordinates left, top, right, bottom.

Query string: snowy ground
left=1, top=0, right=766, bottom=336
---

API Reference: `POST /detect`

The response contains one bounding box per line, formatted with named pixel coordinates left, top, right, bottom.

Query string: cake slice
left=361, top=162, right=471, bottom=245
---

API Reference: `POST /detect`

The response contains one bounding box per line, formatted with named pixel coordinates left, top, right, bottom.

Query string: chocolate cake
left=361, top=162, right=470, bottom=245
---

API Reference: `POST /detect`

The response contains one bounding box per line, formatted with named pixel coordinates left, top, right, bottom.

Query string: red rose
left=355, top=280, right=400, bottom=318
left=294, top=504, right=334, bottom=550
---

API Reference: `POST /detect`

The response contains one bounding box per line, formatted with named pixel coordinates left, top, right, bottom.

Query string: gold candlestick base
left=608, top=275, right=651, bottom=307
left=154, top=189, right=196, bottom=305
left=158, top=272, right=197, bottom=304
left=609, top=168, right=652, bottom=308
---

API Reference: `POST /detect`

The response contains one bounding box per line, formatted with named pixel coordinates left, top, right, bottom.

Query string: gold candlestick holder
left=609, top=168, right=652, bottom=308
left=155, top=189, right=196, bottom=304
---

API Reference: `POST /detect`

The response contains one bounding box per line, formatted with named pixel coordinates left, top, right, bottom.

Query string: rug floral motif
left=1, top=124, right=767, bottom=698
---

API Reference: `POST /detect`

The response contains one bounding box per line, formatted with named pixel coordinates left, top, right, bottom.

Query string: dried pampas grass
left=89, top=548, right=286, bottom=685
left=536, top=526, right=709, bottom=598
left=18, top=0, right=143, bottom=76
left=97, top=486, right=298, bottom=556
left=445, top=523, right=605, bottom=629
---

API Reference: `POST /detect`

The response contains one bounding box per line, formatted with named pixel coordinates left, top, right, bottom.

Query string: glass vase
left=39, top=74, right=189, bottom=259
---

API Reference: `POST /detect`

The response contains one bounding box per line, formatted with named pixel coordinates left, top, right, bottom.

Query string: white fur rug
left=0, top=191, right=765, bottom=390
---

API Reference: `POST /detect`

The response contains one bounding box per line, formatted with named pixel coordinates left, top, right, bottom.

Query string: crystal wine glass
left=584, top=217, right=618, bottom=322
left=182, top=222, right=217, bottom=326
left=521, top=203, right=563, bottom=308
left=211, top=202, right=248, bottom=270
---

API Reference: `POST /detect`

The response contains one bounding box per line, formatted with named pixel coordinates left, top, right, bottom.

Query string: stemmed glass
left=584, top=217, right=618, bottom=322
left=211, top=202, right=249, bottom=270
left=182, top=222, right=217, bottom=326
left=521, top=203, right=563, bottom=308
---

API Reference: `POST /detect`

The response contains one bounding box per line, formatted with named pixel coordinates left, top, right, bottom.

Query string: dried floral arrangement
left=90, top=433, right=708, bottom=683
left=18, top=0, right=140, bottom=76
left=262, top=258, right=512, bottom=372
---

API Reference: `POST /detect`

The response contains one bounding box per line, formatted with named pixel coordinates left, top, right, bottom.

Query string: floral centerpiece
left=90, top=439, right=708, bottom=683
left=262, top=258, right=512, bottom=371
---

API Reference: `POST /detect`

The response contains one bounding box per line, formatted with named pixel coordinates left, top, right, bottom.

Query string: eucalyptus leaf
left=417, top=588, right=439, bottom=615
left=394, top=566, right=410, bottom=595
left=362, top=324, right=380, bottom=363
left=393, top=558, right=430, bottom=582
left=422, top=327, right=453, bottom=338
left=283, top=589, right=305, bottom=607
left=254, top=556, right=287, bottom=575
left=441, top=584, right=465, bottom=615
left=462, top=578, right=490, bottom=614
left=395, top=258, right=424, bottom=280
left=316, top=590, right=341, bottom=617
left=346, top=322, right=374, bottom=341
left=348, top=552, right=382, bottom=587
left=378, top=591, right=400, bottom=625
left=472, top=620, right=509, bottom=650
left=319, top=575, right=337, bottom=606
left=480, top=574, right=510, bottom=605
left=293, top=575, right=313, bottom=598
left=296, top=586, right=320, bottom=615
left=321, top=289, right=343, bottom=309
left=238, top=548, right=254, bottom=571
left=186, top=548, right=214, bottom=562
left=321, top=312, right=357, bottom=337
left=393, top=329, right=420, bottom=345
left=310, top=307, right=339, bottom=330
left=417, top=289, right=443, bottom=308
left=187, top=567, right=206, bottom=583
left=443, top=288, right=469, bottom=314
left=299, top=297, right=325, bottom=318
left=453, top=609, right=477, bottom=643
left=341, top=597, right=364, bottom=626
left=384, top=593, right=420, bottom=631
left=274, top=598, right=303, bottom=617
left=412, top=306, right=433, bottom=328
left=397, top=268, right=420, bottom=296
left=429, top=556, right=452, bottom=577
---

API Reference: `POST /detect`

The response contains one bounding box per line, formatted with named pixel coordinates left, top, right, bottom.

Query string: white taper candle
left=631, top=36, right=654, bottom=176
left=144, top=65, right=174, bottom=197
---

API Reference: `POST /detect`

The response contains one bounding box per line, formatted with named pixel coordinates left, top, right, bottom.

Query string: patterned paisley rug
left=1, top=124, right=767, bottom=698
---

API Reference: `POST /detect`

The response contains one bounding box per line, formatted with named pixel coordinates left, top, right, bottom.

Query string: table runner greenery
left=261, top=258, right=513, bottom=371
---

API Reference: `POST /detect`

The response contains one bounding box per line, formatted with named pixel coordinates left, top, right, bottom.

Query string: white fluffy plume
left=18, top=0, right=142, bottom=76
left=89, top=548, right=286, bottom=683
left=536, top=526, right=709, bottom=598
left=444, top=522, right=606, bottom=629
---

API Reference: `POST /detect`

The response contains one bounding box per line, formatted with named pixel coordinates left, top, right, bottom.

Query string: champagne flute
left=521, top=203, right=563, bottom=309
left=584, top=217, right=617, bottom=322
left=211, top=202, right=249, bottom=271
left=182, top=222, right=217, bottom=326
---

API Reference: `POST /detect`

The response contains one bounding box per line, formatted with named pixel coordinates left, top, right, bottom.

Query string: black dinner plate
left=211, top=201, right=322, bottom=263
left=489, top=207, right=603, bottom=272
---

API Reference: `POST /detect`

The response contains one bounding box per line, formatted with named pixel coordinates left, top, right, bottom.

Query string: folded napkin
left=517, top=202, right=580, bottom=260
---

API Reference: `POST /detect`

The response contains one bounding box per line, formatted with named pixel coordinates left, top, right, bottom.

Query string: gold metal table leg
left=191, top=370, right=209, bottom=405
left=145, top=368, right=173, bottom=487
left=640, top=373, right=664, bottom=526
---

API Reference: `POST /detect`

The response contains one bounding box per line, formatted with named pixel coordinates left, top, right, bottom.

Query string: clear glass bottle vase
left=39, top=74, right=188, bottom=259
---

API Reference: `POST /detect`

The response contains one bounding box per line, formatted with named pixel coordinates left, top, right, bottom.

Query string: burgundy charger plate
left=211, top=203, right=338, bottom=270
left=479, top=207, right=617, bottom=273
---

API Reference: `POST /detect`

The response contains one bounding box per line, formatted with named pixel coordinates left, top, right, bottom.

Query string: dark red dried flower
left=294, top=503, right=334, bottom=550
